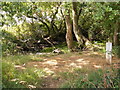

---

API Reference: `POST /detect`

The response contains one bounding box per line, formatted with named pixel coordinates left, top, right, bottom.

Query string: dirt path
left=16, top=51, right=120, bottom=88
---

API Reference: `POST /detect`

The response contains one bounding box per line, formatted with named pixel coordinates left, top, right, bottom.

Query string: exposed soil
left=15, top=51, right=120, bottom=88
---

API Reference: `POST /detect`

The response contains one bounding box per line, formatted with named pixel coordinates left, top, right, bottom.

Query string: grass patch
left=2, top=54, right=47, bottom=88
left=16, top=68, right=46, bottom=88
left=2, top=54, right=32, bottom=65
left=41, top=43, right=68, bottom=53
left=2, top=54, right=45, bottom=65
left=2, top=60, right=46, bottom=88
left=59, top=68, right=120, bottom=88
left=41, top=47, right=54, bottom=53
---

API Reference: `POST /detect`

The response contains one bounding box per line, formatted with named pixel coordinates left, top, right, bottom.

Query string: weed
left=3, top=55, right=30, bottom=65
left=113, top=46, right=120, bottom=58
left=2, top=55, right=46, bottom=88
left=59, top=68, right=120, bottom=88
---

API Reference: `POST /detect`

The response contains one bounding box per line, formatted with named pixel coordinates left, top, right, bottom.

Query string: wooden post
left=106, top=41, right=112, bottom=64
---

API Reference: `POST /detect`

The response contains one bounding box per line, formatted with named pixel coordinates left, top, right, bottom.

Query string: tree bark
left=72, top=2, right=91, bottom=49
left=72, top=2, right=84, bottom=46
left=114, top=20, right=120, bottom=46
left=65, top=14, right=73, bottom=51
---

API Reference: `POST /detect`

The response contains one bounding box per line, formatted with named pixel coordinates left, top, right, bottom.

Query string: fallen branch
left=42, top=36, right=55, bottom=48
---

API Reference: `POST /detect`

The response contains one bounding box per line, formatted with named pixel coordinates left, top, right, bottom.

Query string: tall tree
left=114, top=20, right=120, bottom=46
left=65, top=9, right=73, bottom=51
left=72, top=2, right=91, bottom=49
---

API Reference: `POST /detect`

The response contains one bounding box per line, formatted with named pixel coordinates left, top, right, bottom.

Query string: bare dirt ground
left=15, top=51, right=120, bottom=88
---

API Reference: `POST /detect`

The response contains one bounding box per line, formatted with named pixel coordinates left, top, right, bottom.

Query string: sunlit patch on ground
left=75, top=59, right=89, bottom=65
left=93, top=65, right=102, bottom=68
left=76, top=59, right=84, bottom=62
left=26, top=51, right=118, bottom=75
left=28, top=85, right=36, bottom=88
left=44, top=68, right=54, bottom=75
left=34, top=65, right=38, bottom=67
left=14, top=65, right=26, bottom=70
left=13, top=51, right=120, bottom=88
left=43, top=60, right=58, bottom=65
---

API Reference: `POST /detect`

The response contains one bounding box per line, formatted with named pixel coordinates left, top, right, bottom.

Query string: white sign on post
left=106, top=41, right=112, bottom=64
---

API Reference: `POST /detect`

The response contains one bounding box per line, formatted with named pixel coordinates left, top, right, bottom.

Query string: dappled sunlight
left=44, top=59, right=48, bottom=61
left=44, top=68, right=54, bottom=75
left=11, top=78, right=19, bottom=82
left=93, top=52, right=99, bottom=54
left=43, top=60, right=58, bottom=65
left=34, top=65, right=38, bottom=67
left=69, top=63, right=82, bottom=68
left=25, top=51, right=117, bottom=78
left=61, top=61, right=66, bottom=63
left=75, top=66, right=82, bottom=68
left=55, top=57, right=62, bottom=60
left=14, top=65, right=26, bottom=70
left=75, top=58, right=89, bottom=65
left=93, top=65, right=102, bottom=68
left=79, top=61, right=89, bottom=65
left=83, top=51, right=103, bottom=57
left=76, top=59, right=84, bottom=62
left=28, top=85, right=36, bottom=88
left=69, top=63, right=77, bottom=67
left=19, top=81, right=26, bottom=84
left=36, top=53, right=51, bottom=55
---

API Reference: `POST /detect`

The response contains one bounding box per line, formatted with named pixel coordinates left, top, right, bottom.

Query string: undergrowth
left=40, top=42, right=68, bottom=53
left=60, top=68, right=120, bottom=88
left=2, top=60, right=46, bottom=88
left=2, top=54, right=46, bottom=88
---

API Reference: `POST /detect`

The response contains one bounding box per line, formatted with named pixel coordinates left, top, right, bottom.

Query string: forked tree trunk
left=72, top=2, right=91, bottom=49
left=65, top=14, right=73, bottom=51
left=72, top=2, right=82, bottom=44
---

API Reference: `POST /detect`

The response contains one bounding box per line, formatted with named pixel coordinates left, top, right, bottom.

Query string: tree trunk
left=72, top=2, right=82, bottom=43
left=65, top=14, right=73, bottom=51
left=113, top=21, right=120, bottom=46
left=113, top=20, right=120, bottom=58
left=72, top=2, right=85, bottom=49
left=72, top=2, right=91, bottom=50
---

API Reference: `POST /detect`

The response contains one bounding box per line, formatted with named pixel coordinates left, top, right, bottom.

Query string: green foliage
left=92, top=41, right=106, bottom=53
left=2, top=61, right=15, bottom=82
left=2, top=61, right=25, bottom=88
left=3, top=54, right=41, bottom=67
left=1, top=2, right=120, bottom=55
left=41, top=43, right=68, bottom=53
left=2, top=57, right=46, bottom=88
left=60, top=68, right=120, bottom=88
left=2, top=30, right=19, bottom=55
left=41, top=47, right=54, bottom=53
left=16, top=68, right=45, bottom=88
left=2, top=53, right=45, bottom=65
left=113, top=46, right=120, bottom=58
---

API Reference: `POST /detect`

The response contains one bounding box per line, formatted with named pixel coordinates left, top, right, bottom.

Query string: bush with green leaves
left=2, top=61, right=25, bottom=88
left=2, top=30, right=21, bottom=55
left=113, top=46, right=120, bottom=58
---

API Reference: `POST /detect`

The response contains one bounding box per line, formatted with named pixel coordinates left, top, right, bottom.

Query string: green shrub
left=2, top=61, right=15, bottom=81
left=2, top=60, right=46, bottom=88
left=2, top=30, right=21, bottom=55
left=2, top=61, right=25, bottom=88
left=113, top=46, right=120, bottom=58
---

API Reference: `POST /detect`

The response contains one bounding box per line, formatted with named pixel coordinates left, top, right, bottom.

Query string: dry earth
left=15, top=51, right=120, bottom=88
